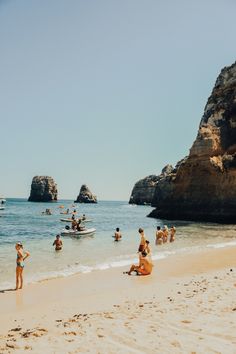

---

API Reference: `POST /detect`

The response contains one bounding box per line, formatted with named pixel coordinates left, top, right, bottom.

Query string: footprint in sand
left=181, top=320, right=192, bottom=324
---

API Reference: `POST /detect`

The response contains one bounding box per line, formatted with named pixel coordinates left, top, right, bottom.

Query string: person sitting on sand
left=162, top=225, right=169, bottom=243
left=114, top=227, right=122, bottom=241
left=138, top=228, right=146, bottom=252
left=15, top=242, right=30, bottom=290
left=126, top=251, right=153, bottom=276
left=156, top=226, right=164, bottom=245
left=53, top=235, right=63, bottom=251
left=170, top=226, right=176, bottom=242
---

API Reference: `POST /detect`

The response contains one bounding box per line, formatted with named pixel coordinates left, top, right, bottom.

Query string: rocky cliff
left=28, top=176, right=58, bottom=202
left=149, top=61, right=236, bottom=223
left=129, top=165, right=173, bottom=205
left=74, top=185, right=97, bottom=203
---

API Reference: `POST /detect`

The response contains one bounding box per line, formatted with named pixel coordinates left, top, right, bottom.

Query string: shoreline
left=0, top=246, right=236, bottom=352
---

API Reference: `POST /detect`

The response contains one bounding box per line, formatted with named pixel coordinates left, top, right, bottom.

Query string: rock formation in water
left=74, top=184, right=97, bottom=203
left=28, top=176, right=58, bottom=202
left=149, top=61, right=236, bottom=223
left=129, top=165, right=173, bottom=205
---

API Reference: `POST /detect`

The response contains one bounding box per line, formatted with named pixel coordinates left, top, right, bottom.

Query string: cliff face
left=28, top=176, right=58, bottom=202
left=149, top=61, right=236, bottom=223
left=129, top=165, right=173, bottom=205
left=74, top=185, right=97, bottom=203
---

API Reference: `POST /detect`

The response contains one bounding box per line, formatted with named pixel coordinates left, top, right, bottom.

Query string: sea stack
left=28, top=176, right=58, bottom=202
left=129, top=165, right=173, bottom=205
left=149, top=61, right=236, bottom=223
left=74, top=184, right=97, bottom=203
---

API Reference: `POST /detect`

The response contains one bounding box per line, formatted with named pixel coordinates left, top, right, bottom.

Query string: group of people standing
left=156, top=225, right=176, bottom=245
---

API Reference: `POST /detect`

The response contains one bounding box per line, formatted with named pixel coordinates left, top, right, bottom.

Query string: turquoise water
left=0, top=198, right=236, bottom=290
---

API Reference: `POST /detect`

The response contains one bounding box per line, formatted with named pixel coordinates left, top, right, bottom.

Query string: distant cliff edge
left=129, top=165, right=173, bottom=205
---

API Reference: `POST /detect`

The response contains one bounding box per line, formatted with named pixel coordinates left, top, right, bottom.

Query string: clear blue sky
left=0, top=0, right=235, bottom=200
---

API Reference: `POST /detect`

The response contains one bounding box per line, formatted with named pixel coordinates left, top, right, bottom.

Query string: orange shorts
left=136, top=267, right=150, bottom=276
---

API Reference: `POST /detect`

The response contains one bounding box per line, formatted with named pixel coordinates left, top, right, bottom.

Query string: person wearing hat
left=15, top=242, right=30, bottom=290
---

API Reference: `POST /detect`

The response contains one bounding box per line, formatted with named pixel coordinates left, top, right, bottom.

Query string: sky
left=0, top=0, right=236, bottom=200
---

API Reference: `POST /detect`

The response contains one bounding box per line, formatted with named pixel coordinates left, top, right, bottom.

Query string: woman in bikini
left=15, top=242, right=30, bottom=290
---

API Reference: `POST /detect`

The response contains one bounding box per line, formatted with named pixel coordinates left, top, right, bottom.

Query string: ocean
left=0, top=198, right=236, bottom=291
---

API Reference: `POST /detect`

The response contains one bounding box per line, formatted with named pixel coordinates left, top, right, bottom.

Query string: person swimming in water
left=15, top=242, right=30, bottom=290
left=53, top=234, right=63, bottom=251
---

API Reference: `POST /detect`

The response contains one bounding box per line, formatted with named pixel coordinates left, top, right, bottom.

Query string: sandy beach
left=0, top=247, right=236, bottom=354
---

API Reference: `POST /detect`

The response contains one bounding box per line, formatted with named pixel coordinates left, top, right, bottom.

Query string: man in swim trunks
left=127, top=251, right=153, bottom=276
left=53, top=235, right=63, bottom=251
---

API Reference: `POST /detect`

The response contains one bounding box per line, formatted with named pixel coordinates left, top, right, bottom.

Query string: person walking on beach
left=15, top=242, right=30, bottom=290
left=156, top=226, right=164, bottom=245
left=138, top=228, right=146, bottom=252
left=170, top=226, right=176, bottom=242
left=113, top=227, right=122, bottom=241
left=126, top=251, right=153, bottom=276
left=53, top=234, right=63, bottom=251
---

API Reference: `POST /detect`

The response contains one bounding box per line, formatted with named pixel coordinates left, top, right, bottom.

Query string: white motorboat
left=61, top=227, right=96, bottom=237
left=60, top=218, right=92, bottom=223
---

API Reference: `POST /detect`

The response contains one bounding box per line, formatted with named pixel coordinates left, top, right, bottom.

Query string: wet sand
left=0, top=247, right=236, bottom=353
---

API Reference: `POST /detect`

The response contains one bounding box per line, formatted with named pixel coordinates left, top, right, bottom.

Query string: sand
left=0, top=247, right=236, bottom=354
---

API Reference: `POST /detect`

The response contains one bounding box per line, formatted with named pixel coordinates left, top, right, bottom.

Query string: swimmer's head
left=157, top=226, right=160, bottom=230
left=116, top=227, right=120, bottom=232
left=138, top=228, right=144, bottom=234
left=56, top=234, right=60, bottom=239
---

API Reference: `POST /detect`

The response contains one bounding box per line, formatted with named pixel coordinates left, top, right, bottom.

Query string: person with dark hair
left=53, top=235, right=63, bottom=251
left=15, top=242, right=30, bottom=290
left=125, top=251, right=153, bottom=276
left=113, top=227, right=122, bottom=241
left=156, top=226, right=164, bottom=245
left=138, top=228, right=146, bottom=252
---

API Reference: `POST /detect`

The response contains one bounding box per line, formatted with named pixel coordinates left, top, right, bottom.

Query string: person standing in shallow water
left=15, top=242, right=30, bottom=290
left=114, top=227, right=122, bottom=241
left=138, top=228, right=146, bottom=252
left=53, top=234, right=63, bottom=251
left=170, top=226, right=176, bottom=242
left=156, top=226, right=164, bottom=245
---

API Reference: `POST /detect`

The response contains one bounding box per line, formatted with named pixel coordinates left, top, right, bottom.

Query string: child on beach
left=15, top=242, right=30, bottom=290
left=53, top=235, right=63, bottom=251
